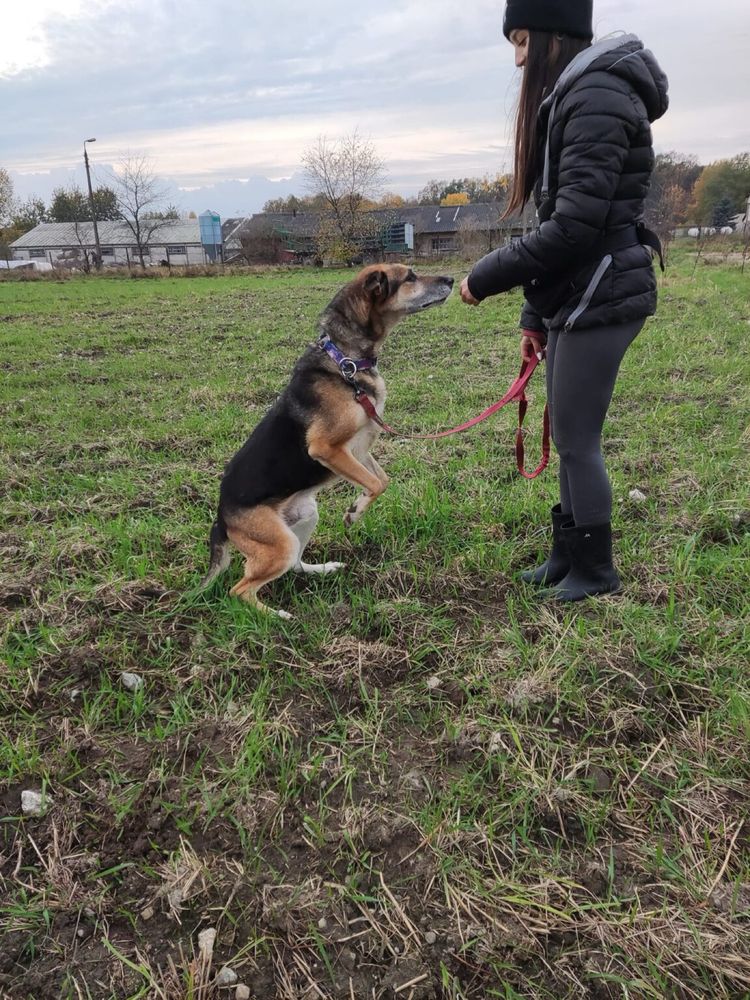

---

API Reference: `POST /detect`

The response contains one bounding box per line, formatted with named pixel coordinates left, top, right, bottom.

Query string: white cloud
left=0, top=0, right=95, bottom=75
left=2, top=0, right=748, bottom=204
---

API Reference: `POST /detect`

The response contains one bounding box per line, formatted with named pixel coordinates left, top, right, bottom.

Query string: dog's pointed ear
left=364, top=269, right=390, bottom=301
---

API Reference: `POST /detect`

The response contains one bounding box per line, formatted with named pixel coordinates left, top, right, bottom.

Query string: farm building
left=10, top=220, right=208, bottom=268
left=9, top=204, right=530, bottom=268
left=223, top=212, right=320, bottom=263
left=223, top=212, right=413, bottom=264
left=223, top=203, right=525, bottom=264
left=729, top=194, right=750, bottom=234
left=392, top=203, right=525, bottom=256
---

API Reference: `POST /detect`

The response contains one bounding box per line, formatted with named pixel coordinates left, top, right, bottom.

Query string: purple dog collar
left=318, top=336, right=377, bottom=381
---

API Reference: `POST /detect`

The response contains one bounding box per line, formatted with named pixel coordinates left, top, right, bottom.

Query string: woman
left=461, top=0, right=668, bottom=602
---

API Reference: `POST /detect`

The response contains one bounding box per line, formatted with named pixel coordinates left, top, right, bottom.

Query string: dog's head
left=323, top=264, right=454, bottom=349
left=359, top=264, right=454, bottom=322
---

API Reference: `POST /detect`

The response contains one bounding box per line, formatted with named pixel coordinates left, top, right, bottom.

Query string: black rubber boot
left=521, top=504, right=571, bottom=586
left=545, top=522, right=622, bottom=602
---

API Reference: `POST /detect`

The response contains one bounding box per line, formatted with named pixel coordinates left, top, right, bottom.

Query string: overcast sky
left=2, top=0, right=749, bottom=216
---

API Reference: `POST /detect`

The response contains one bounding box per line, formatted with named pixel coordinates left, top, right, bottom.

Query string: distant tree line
left=415, top=174, right=512, bottom=206
left=251, top=144, right=750, bottom=265
left=3, top=146, right=749, bottom=263
left=261, top=173, right=514, bottom=214
left=263, top=151, right=748, bottom=231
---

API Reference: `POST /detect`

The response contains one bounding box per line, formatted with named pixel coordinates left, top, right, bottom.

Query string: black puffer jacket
left=468, top=36, right=669, bottom=333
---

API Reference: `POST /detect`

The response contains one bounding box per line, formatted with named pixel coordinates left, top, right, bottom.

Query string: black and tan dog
left=202, top=264, right=454, bottom=618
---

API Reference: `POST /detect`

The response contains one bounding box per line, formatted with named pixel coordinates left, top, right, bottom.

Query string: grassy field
left=1, top=251, right=749, bottom=1000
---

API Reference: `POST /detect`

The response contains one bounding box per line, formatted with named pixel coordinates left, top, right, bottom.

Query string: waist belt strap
left=636, top=222, right=666, bottom=272
left=592, top=224, right=665, bottom=271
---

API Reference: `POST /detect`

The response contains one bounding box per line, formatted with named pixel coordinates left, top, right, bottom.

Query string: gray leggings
left=545, top=319, right=644, bottom=525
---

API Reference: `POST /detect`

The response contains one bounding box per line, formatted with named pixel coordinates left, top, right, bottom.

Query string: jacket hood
left=550, top=34, right=669, bottom=123
left=538, top=35, right=668, bottom=200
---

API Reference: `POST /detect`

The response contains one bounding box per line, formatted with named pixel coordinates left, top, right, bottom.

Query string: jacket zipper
left=540, top=96, right=558, bottom=201
left=564, top=255, right=613, bottom=331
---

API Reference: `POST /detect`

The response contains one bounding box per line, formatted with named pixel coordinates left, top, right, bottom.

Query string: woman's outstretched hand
left=460, top=277, right=480, bottom=306
left=521, top=331, right=546, bottom=363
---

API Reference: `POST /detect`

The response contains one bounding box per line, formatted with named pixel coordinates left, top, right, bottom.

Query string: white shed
left=10, top=220, right=207, bottom=267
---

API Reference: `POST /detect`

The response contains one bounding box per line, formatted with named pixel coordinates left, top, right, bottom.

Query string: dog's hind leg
left=284, top=491, right=345, bottom=576
left=226, top=506, right=298, bottom=619
left=230, top=577, right=294, bottom=620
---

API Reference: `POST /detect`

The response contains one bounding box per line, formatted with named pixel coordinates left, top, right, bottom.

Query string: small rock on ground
left=21, top=790, right=51, bottom=817
left=585, top=764, right=612, bottom=794
left=198, top=927, right=217, bottom=958
left=235, top=987, right=250, bottom=1000
left=121, top=672, right=144, bottom=692
left=216, top=966, right=238, bottom=987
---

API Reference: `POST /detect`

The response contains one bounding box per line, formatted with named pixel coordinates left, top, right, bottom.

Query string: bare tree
left=111, top=155, right=170, bottom=268
left=740, top=208, right=750, bottom=275
left=456, top=212, right=511, bottom=259
left=0, top=167, right=17, bottom=258
left=68, top=221, right=96, bottom=273
left=645, top=182, right=689, bottom=266
left=302, top=131, right=386, bottom=263
left=454, top=190, right=515, bottom=259
left=0, top=168, right=14, bottom=222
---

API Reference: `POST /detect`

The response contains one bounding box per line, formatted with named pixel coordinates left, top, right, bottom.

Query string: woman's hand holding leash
left=521, top=330, right=546, bottom=363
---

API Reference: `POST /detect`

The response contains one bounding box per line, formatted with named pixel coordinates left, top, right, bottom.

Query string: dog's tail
left=200, top=514, right=231, bottom=589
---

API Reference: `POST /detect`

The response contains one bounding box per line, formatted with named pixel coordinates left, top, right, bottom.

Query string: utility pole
left=83, top=138, right=103, bottom=270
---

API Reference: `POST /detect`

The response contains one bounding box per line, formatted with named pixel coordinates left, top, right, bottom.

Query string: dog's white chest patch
left=374, top=383, right=387, bottom=418
left=350, top=381, right=386, bottom=457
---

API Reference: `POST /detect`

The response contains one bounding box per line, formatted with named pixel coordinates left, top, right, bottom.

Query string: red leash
left=355, top=354, right=551, bottom=480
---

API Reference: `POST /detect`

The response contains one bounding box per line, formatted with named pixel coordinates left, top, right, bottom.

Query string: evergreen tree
left=712, top=195, right=736, bottom=228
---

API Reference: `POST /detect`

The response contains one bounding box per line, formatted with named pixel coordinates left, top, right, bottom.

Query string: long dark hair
left=504, top=31, right=591, bottom=219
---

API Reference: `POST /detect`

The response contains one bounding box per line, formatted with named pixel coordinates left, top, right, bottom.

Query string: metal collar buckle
left=339, top=358, right=358, bottom=381
left=318, top=336, right=375, bottom=381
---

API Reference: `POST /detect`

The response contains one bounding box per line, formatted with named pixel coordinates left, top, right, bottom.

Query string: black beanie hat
left=503, top=0, right=594, bottom=40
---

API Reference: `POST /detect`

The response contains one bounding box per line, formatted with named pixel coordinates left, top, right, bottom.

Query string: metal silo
left=200, top=210, right=222, bottom=262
